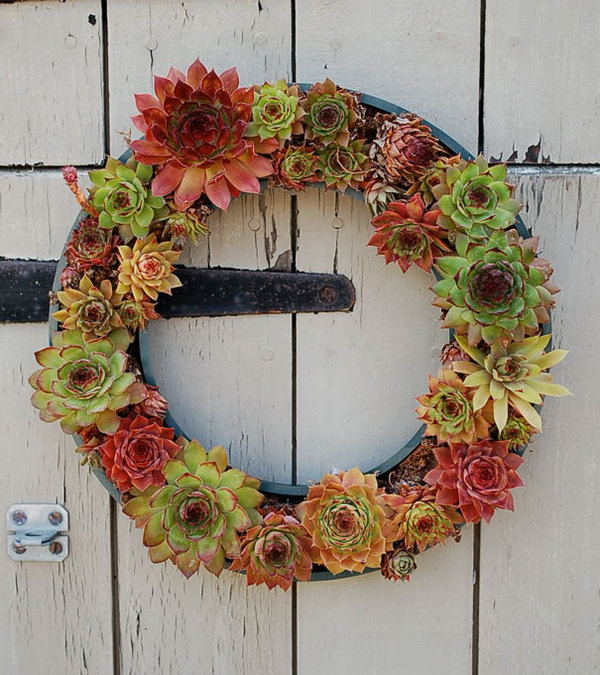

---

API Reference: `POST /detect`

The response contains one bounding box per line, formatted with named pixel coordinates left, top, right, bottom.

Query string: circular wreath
left=29, top=59, right=571, bottom=588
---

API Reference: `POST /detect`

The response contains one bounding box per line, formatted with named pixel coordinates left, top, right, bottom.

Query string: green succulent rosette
left=436, top=156, right=521, bottom=245
left=381, top=548, right=417, bottom=582
left=246, top=80, right=303, bottom=142
left=123, top=440, right=263, bottom=579
left=302, top=78, right=358, bottom=147
left=431, top=231, right=556, bottom=345
left=275, top=145, right=318, bottom=190
left=317, top=140, right=370, bottom=191
left=29, top=328, right=143, bottom=435
left=89, top=157, right=169, bottom=239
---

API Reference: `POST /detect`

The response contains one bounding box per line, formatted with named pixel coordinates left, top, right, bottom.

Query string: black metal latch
left=7, top=504, right=69, bottom=562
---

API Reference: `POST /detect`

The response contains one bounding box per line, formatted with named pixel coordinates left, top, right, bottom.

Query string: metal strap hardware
left=6, top=503, right=69, bottom=562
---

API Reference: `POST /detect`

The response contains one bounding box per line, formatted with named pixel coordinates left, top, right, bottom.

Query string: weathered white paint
left=478, top=172, right=600, bottom=674
left=0, top=0, right=104, bottom=166
left=485, top=1, right=600, bottom=164
left=107, top=0, right=292, bottom=153
left=107, top=3, right=295, bottom=673
left=0, top=170, right=84, bottom=260
left=296, top=0, right=481, bottom=153
left=0, top=324, right=113, bottom=675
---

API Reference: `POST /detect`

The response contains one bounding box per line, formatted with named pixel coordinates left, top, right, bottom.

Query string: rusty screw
left=319, top=285, right=338, bottom=304
left=12, top=543, right=27, bottom=555
left=49, top=541, right=63, bottom=556
left=48, top=511, right=63, bottom=526
left=11, top=510, right=27, bottom=526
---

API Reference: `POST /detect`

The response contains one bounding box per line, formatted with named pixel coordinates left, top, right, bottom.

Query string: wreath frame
left=34, top=63, right=568, bottom=587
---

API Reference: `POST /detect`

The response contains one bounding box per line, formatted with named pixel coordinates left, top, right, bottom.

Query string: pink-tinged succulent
left=98, top=414, right=180, bottom=492
left=132, top=385, right=168, bottom=418
left=116, top=298, right=160, bottom=332
left=424, top=440, right=525, bottom=523
left=380, top=484, right=461, bottom=553
left=380, top=548, right=417, bottom=582
left=368, top=194, right=450, bottom=273
left=65, top=216, right=119, bottom=275
left=29, top=328, right=145, bottom=435
left=416, top=369, right=491, bottom=444
left=230, top=511, right=313, bottom=590
left=123, top=440, right=263, bottom=578
left=129, top=59, right=273, bottom=211
left=296, top=468, right=389, bottom=575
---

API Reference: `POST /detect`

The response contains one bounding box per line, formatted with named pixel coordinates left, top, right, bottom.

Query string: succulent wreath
left=29, top=59, right=571, bottom=588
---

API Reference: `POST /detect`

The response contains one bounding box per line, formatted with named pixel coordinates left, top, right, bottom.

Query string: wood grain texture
left=298, top=534, right=474, bottom=675
left=0, top=170, right=82, bottom=260
left=478, top=171, right=600, bottom=674
left=295, top=0, right=480, bottom=153
left=107, top=0, right=292, bottom=152
left=0, top=324, right=113, bottom=675
left=108, top=5, right=295, bottom=669
left=118, top=189, right=293, bottom=675
left=295, top=189, right=443, bottom=481
left=0, top=0, right=104, bottom=166
left=484, top=1, right=600, bottom=164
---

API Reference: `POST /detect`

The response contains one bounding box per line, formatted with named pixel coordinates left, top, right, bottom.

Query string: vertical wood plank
left=107, top=0, right=292, bottom=152
left=296, top=0, right=480, bottom=153
left=109, top=3, right=294, bottom=673
left=484, top=1, right=600, bottom=164
left=478, top=171, right=600, bottom=673
left=0, top=170, right=113, bottom=675
left=0, top=170, right=83, bottom=260
left=0, top=0, right=104, bottom=166
left=294, top=3, right=479, bottom=672
left=0, top=323, right=114, bottom=675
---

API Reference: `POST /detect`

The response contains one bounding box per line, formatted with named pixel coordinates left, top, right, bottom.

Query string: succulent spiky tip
left=123, top=440, right=263, bottom=578
left=302, top=78, right=360, bottom=147
left=130, top=59, right=273, bottom=211
left=296, top=468, right=389, bottom=575
left=116, top=235, right=182, bottom=302
left=451, top=333, right=571, bottom=432
left=89, top=157, right=169, bottom=240
left=425, top=440, right=525, bottom=523
left=431, top=230, right=559, bottom=345
left=230, top=511, right=313, bottom=590
left=368, top=193, right=450, bottom=273
left=29, top=328, right=145, bottom=435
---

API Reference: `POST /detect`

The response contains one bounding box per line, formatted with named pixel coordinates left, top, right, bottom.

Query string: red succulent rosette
left=65, top=216, right=119, bottom=275
left=129, top=59, right=273, bottom=211
left=368, top=194, right=450, bottom=272
left=424, top=440, right=525, bottom=523
left=98, top=414, right=180, bottom=492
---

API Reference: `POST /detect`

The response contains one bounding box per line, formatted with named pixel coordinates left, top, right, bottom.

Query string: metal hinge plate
left=6, top=503, right=69, bottom=562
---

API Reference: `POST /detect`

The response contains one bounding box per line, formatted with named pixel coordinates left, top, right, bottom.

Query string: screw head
left=48, top=511, right=63, bottom=526
left=11, top=510, right=27, bottom=526
left=319, top=285, right=338, bottom=304
left=12, top=543, right=27, bottom=555
left=49, top=541, right=63, bottom=556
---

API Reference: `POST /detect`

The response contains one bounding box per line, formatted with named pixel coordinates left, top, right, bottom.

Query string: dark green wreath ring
left=32, top=60, right=570, bottom=587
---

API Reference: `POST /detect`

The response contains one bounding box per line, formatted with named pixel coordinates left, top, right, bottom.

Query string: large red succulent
left=98, top=414, right=180, bottom=492
left=130, top=59, right=273, bottom=211
left=424, top=440, right=525, bottom=523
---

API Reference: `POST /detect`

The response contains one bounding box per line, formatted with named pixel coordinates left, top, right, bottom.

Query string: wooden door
left=1, top=2, right=597, bottom=674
